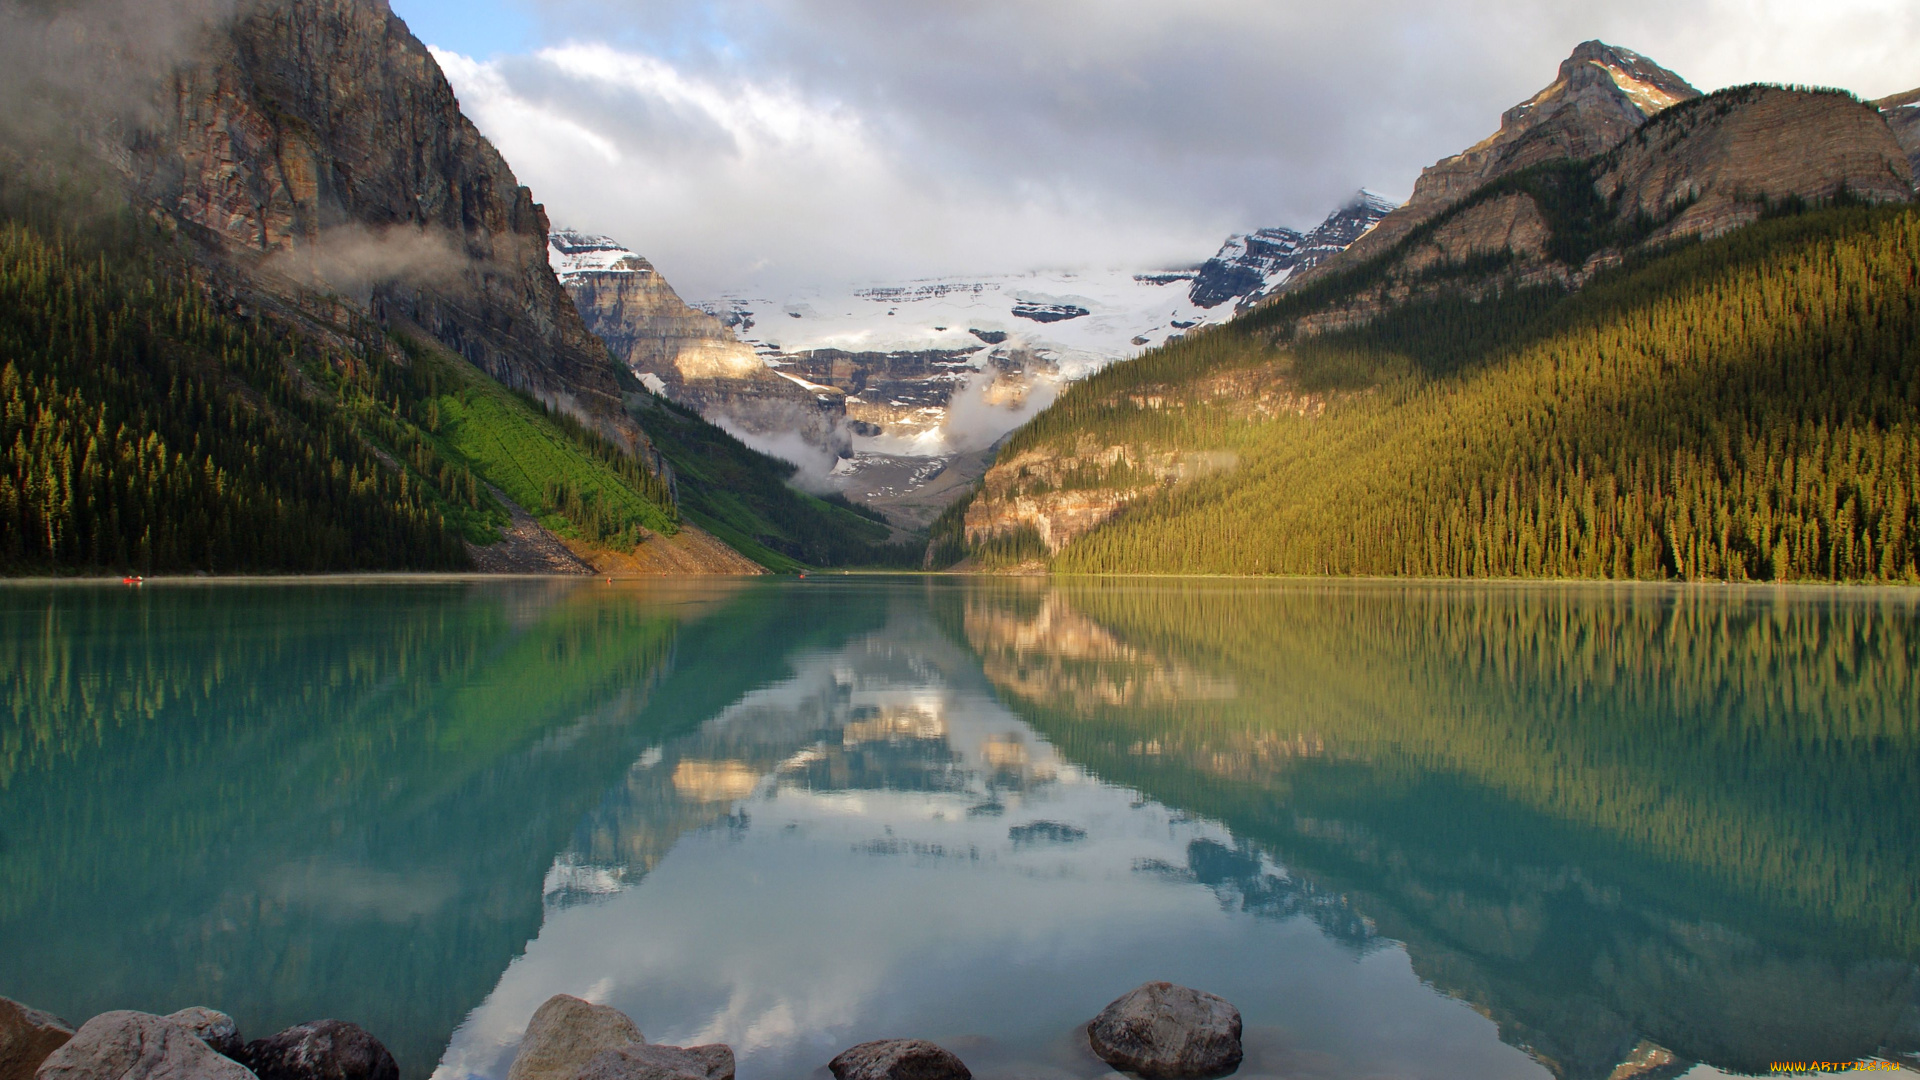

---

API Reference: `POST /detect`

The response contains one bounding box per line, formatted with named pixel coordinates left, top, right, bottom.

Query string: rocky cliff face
left=961, top=360, right=1320, bottom=555
left=1874, top=88, right=1920, bottom=190
left=548, top=229, right=847, bottom=458
left=118, top=0, right=644, bottom=448
left=1596, top=85, right=1913, bottom=240
left=1279, top=55, right=1911, bottom=338
left=1187, top=191, right=1396, bottom=310
left=1301, top=41, right=1700, bottom=285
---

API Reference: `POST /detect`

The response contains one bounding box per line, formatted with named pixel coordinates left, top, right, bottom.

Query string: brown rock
left=1086, top=982, right=1243, bottom=1079
left=35, top=1011, right=253, bottom=1080
left=550, top=229, right=847, bottom=463
left=827, top=1040, right=970, bottom=1080
left=1874, top=88, right=1920, bottom=188
left=575, top=1044, right=733, bottom=1080
left=964, top=441, right=1247, bottom=558
left=1597, top=85, right=1914, bottom=242
left=1310, top=40, right=1699, bottom=281
left=116, top=0, right=652, bottom=452
left=1396, top=192, right=1553, bottom=276
left=239, top=1020, right=397, bottom=1080
left=161, top=1011, right=241, bottom=1060
left=505, top=996, right=644, bottom=1080
left=0, top=998, right=72, bottom=1080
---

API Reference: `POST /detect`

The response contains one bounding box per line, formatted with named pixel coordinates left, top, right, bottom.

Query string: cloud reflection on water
left=433, top=602, right=1540, bottom=1080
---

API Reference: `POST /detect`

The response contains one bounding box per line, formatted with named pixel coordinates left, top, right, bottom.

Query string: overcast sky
left=391, top=0, right=1920, bottom=298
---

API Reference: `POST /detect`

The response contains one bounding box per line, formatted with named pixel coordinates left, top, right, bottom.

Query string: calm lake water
left=2, top=578, right=1917, bottom=1080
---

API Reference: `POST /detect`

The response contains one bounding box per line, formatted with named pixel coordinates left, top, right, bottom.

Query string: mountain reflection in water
left=1, top=579, right=1915, bottom=1080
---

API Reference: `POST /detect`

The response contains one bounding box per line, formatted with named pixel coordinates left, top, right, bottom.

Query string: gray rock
left=827, top=1040, right=971, bottom=1080
left=1086, top=982, right=1242, bottom=1079
left=506, top=996, right=645, bottom=1080
left=1, top=998, right=73, bottom=1080
left=576, top=1043, right=733, bottom=1080
left=163, top=1012, right=241, bottom=1060
left=239, top=1020, right=396, bottom=1080
left=35, top=1011, right=253, bottom=1080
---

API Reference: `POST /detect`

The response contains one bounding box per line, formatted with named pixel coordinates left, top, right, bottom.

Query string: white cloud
left=437, top=41, right=1225, bottom=297
left=428, top=0, right=1920, bottom=299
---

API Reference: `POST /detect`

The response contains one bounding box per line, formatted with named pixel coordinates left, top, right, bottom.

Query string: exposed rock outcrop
left=240, top=1020, right=399, bottom=1080
left=117, top=0, right=648, bottom=451
left=36, top=1012, right=254, bottom=1080
left=965, top=437, right=1247, bottom=556
left=826, top=1040, right=971, bottom=1080
left=1305, top=40, right=1699, bottom=282
left=1876, top=88, right=1920, bottom=187
left=0, top=998, right=72, bottom=1080
left=1278, top=57, right=1911, bottom=334
left=1086, top=983, right=1243, bottom=1080
left=1596, top=85, right=1914, bottom=241
left=550, top=230, right=848, bottom=459
left=506, top=996, right=645, bottom=1080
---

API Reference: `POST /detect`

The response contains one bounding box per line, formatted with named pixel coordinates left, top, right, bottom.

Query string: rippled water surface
left=2, top=578, right=1917, bottom=1080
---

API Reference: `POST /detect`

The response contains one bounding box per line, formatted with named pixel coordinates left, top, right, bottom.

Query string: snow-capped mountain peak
left=548, top=227, right=655, bottom=283
left=1186, top=190, right=1398, bottom=311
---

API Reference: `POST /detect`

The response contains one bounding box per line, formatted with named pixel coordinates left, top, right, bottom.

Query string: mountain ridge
left=1187, top=190, right=1397, bottom=311
left=942, top=42, right=1920, bottom=580
left=1294, top=40, right=1701, bottom=289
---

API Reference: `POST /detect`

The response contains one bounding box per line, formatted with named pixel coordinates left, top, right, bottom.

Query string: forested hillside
left=0, top=182, right=929, bottom=576
left=0, top=193, right=693, bottom=575
left=954, top=202, right=1920, bottom=581
left=0, top=209, right=473, bottom=573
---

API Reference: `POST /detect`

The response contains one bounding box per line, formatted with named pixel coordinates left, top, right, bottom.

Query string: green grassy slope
left=629, top=390, right=924, bottom=570
left=988, top=204, right=1920, bottom=581
left=381, top=333, right=678, bottom=547
left=0, top=187, right=722, bottom=573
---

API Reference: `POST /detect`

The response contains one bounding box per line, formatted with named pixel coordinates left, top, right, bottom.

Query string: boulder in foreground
left=1, top=998, right=73, bottom=1080
left=241, top=1020, right=397, bottom=1080
left=576, top=1043, right=733, bottom=1080
left=1087, top=982, right=1242, bottom=1079
left=507, top=996, right=646, bottom=1080
left=164, top=1010, right=242, bottom=1060
left=827, top=1039, right=971, bottom=1080
left=35, top=1011, right=252, bottom=1080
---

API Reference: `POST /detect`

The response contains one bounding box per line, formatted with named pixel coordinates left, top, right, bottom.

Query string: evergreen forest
left=0, top=209, right=475, bottom=573
left=972, top=203, right=1920, bottom=581
left=0, top=187, right=918, bottom=575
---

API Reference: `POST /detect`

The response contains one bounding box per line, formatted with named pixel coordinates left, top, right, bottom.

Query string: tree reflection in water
left=2, top=579, right=1914, bottom=1080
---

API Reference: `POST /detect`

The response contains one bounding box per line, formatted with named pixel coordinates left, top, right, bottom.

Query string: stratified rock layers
left=1876, top=88, right=1920, bottom=185
left=551, top=231, right=848, bottom=458
left=125, top=0, right=644, bottom=448
left=1302, top=40, right=1701, bottom=282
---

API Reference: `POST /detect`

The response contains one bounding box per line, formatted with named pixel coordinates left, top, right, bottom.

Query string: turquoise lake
left=2, top=578, right=1917, bottom=1079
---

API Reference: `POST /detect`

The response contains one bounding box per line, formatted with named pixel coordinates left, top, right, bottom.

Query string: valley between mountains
left=1, top=3, right=1917, bottom=582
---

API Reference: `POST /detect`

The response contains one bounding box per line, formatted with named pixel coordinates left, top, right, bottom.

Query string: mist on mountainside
left=0, top=0, right=235, bottom=154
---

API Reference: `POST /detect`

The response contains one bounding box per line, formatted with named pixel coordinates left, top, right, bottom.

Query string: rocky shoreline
left=1, top=983, right=1242, bottom=1080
